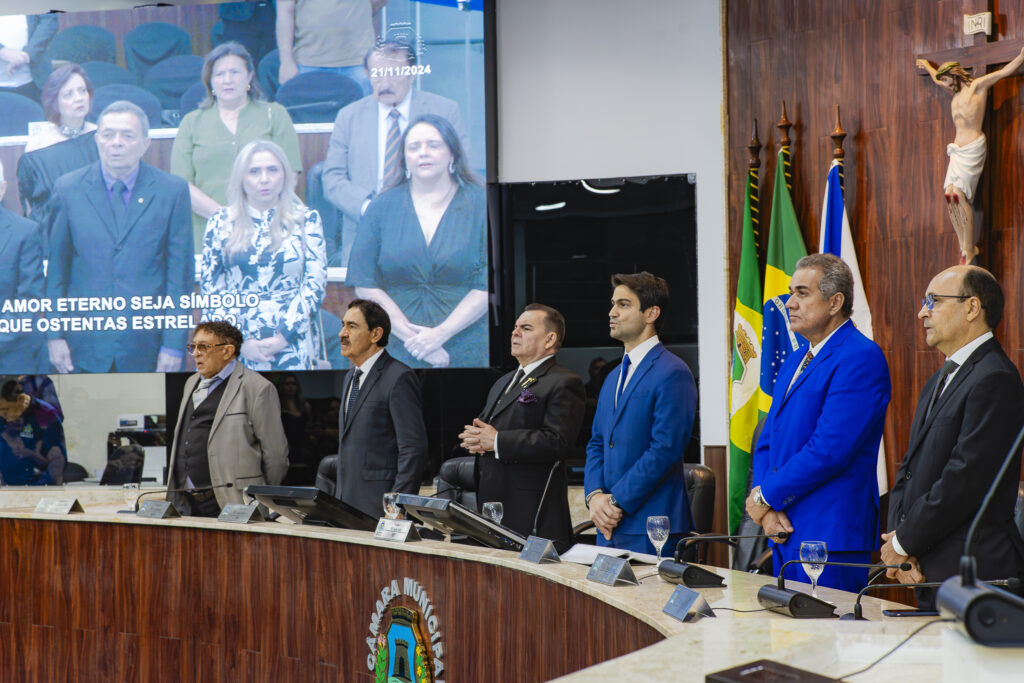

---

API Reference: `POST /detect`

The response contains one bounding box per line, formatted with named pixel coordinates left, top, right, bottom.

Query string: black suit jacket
left=0, top=206, right=44, bottom=372
left=889, top=337, right=1024, bottom=583
left=476, top=357, right=585, bottom=550
left=336, top=350, right=427, bottom=518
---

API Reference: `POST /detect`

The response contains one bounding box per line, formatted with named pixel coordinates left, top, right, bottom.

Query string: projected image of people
left=0, top=378, right=65, bottom=485
left=347, top=114, right=487, bottom=368
left=200, top=139, right=327, bottom=371
left=17, top=64, right=99, bottom=238
left=172, top=41, right=302, bottom=250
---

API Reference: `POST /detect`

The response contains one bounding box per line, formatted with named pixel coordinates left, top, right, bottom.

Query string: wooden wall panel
left=0, top=519, right=663, bottom=682
left=727, top=0, right=1024, bottom=482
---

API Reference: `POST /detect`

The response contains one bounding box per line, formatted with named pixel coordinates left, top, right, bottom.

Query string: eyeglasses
left=186, top=342, right=231, bottom=355
left=921, top=293, right=970, bottom=311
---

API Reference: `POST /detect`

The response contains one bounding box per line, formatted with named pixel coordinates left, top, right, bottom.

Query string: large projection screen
left=0, top=0, right=489, bottom=375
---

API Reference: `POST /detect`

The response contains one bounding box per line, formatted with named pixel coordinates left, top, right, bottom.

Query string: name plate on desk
left=663, top=584, right=715, bottom=623
left=218, top=504, right=265, bottom=524
left=137, top=500, right=181, bottom=519
left=586, top=553, right=639, bottom=586
left=519, top=536, right=560, bottom=564
left=374, top=518, right=420, bottom=542
left=33, top=498, right=84, bottom=515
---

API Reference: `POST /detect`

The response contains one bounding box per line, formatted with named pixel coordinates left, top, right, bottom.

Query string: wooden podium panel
left=0, top=518, right=662, bottom=682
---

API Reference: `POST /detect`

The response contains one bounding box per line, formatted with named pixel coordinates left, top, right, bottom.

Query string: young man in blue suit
left=584, top=272, right=698, bottom=554
left=45, top=101, right=193, bottom=374
left=746, top=253, right=891, bottom=593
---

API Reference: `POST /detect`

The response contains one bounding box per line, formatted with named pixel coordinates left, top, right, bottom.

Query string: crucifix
left=916, top=17, right=1024, bottom=265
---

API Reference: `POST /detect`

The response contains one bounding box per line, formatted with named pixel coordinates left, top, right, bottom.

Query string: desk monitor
left=396, top=493, right=527, bottom=552
left=245, top=485, right=377, bottom=531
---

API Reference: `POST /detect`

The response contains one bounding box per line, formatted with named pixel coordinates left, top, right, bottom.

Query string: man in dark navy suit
left=45, top=101, right=193, bottom=373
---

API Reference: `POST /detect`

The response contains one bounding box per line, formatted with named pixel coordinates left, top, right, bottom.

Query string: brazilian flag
left=728, top=165, right=763, bottom=533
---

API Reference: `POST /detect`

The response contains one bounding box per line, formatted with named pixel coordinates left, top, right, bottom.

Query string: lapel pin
left=138, top=197, right=144, bottom=204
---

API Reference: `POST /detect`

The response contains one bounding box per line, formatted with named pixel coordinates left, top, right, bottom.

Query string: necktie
left=799, top=350, right=814, bottom=373
left=192, top=377, right=216, bottom=409
left=382, top=109, right=402, bottom=189
left=346, top=368, right=364, bottom=418
left=504, top=368, right=524, bottom=395
left=925, top=360, right=959, bottom=418
left=615, top=354, right=632, bottom=406
left=110, top=179, right=127, bottom=227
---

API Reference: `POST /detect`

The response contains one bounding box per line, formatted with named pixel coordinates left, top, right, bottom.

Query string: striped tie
left=382, top=109, right=402, bottom=189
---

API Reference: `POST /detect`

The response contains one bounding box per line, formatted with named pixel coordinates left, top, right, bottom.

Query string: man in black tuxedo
left=883, top=265, right=1024, bottom=597
left=330, top=299, right=427, bottom=518
left=459, top=304, right=585, bottom=550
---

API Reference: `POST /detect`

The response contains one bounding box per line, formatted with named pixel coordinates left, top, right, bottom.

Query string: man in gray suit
left=327, top=299, right=427, bottom=518
left=321, top=40, right=467, bottom=266
left=167, top=321, right=288, bottom=517
left=45, top=101, right=193, bottom=374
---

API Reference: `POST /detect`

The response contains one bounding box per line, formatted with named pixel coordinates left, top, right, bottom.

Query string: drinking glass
left=123, top=483, right=140, bottom=507
left=382, top=492, right=402, bottom=520
left=646, top=515, right=670, bottom=564
left=799, top=540, right=828, bottom=597
left=482, top=501, right=504, bottom=524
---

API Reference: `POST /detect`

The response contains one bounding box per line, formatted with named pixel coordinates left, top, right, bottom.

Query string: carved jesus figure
left=918, top=47, right=1024, bottom=264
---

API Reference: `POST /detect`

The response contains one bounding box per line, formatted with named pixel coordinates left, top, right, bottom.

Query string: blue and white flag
left=819, top=158, right=887, bottom=494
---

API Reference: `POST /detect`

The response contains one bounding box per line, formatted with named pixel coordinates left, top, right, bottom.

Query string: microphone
left=674, top=531, right=790, bottom=563
left=531, top=461, right=561, bottom=538
left=129, top=482, right=233, bottom=513
left=842, top=578, right=1020, bottom=621
left=757, top=559, right=912, bottom=619
left=936, top=417, right=1024, bottom=645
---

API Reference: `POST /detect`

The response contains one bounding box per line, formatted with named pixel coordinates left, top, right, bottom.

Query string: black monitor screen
left=246, top=484, right=378, bottom=531
left=397, top=492, right=526, bottom=551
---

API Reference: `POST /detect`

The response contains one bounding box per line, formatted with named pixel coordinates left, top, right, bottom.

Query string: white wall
left=496, top=0, right=729, bottom=448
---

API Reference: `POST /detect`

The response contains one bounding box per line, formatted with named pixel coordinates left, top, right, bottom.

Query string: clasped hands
left=880, top=531, right=925, bottom=583
left=241, top=334, right=288, bottom=363
left=744, top=486, right=794, bottom=540
left=459, top=418, right=497, bottom=453
left=403, top=323, right=450, bottom=367
left=588, top=493, right=623, bottom=541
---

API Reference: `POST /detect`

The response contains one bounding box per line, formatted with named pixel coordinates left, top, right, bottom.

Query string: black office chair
left=124, top=22, right=192, bottom=84
left=436, top=455, right=478, bottom=512
left=33, top=25, right=117, bottom=90
left=142, top=54, right=204, bottom=110
left=275, top=71, right=363, bottom=123
left=315, top=455, right=338, bottom=498
left=88, top=85, right=163, bottom=131
left=178, top=81, right=208, bottom=119
left=257, top=48, right=281, bottom=101
left=81, top=61, right=137, bottom=90
left=0, top=93, right=43, bottom=136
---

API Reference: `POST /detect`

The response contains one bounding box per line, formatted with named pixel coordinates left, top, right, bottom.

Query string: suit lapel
left=209, top=363, right=244, bottom=439
left=342, top=351, right=388, bottom=437
left=84, top=164, right=118, bottom=242
left=776, top=322, right=853, bottom=412
left=118, top=164, right=157, bottom=245
left=611, top=345, right=662, bottom=427
left=490, top=357, right=555, bottom=421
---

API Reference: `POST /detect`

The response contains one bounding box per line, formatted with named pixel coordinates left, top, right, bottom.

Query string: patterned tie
left=799, top=350, right=814, bottom=373
left=925, top=360, right=959, bottom=418
left=346, top=368, right=364, bottom=419
left=192, top=377, right=216, bottom=409
left=615, top=354, right=632, bottom=407
left=110, top=179, right=127, bottom=228
left=382, top=109, right=402, bottom=189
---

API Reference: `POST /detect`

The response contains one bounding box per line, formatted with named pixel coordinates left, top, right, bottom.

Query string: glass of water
left=799, top=540, right=828, bottom=597
left=646, top=515, right=670, bottom=564
left=482, top=501, right=503, bottom=525
left=382, top=492, right=402, bottom=520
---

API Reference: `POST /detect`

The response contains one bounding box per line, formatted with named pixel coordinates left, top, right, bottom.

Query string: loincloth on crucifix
left=944, top=134, right=986, bottom=203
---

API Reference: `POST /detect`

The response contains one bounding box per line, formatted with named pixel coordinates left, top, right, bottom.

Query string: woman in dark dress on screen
left=346, top=114, right=487, bottom=368
left=16, top=64, right=99, bottom=237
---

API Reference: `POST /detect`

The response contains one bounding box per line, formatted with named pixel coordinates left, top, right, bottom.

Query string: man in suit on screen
left=746, top=253, right=891, bottom=592
left=883, top=266, right=1024, bottom=602
left=459, top=304, right=585, bottom=550
left=0, top=159, right=45, bottom=373
left=325, top=298, right=427, bottom=518
left=321, top=39, right=467, bottom=266
left=45, top=100, right=193, bottom=373
left=584, top=272, right=698, bottom=554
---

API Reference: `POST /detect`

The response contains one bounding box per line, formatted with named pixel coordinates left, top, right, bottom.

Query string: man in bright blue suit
left=746, top=253, right=891, bottom=592
left=45, top=101, right=193, bottom=374
left=584, top=272, right=698, bottom=554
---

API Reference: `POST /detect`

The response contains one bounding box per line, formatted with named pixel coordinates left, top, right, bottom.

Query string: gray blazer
left=168, top=362, right=289, bottom=509
left=336, top=350, right=427, bottom=518
left=321, top=90, right=467, bottom=263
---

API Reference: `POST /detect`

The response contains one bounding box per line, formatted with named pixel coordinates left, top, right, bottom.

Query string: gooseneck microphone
left=936, top=418, right=1024, bottom=645
left=674, top=530, right=790, bottom=562
left=130, top=482, right=233, bottom=513
left=757, top=559, right=911, bottom=618
left=531, top=461, right=561, bottom=538
left=843, top=578, right=1020, bottom=621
